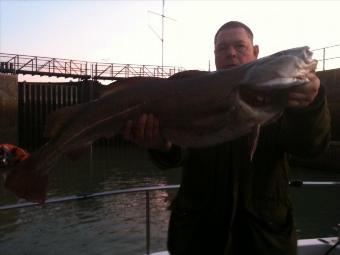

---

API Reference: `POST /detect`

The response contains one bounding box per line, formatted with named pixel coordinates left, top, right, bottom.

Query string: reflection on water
left=0, top=145, right=340, bottom=254
left=0, top=146, right=180, bottom=255
left=0, top=191, right=176, bottom=255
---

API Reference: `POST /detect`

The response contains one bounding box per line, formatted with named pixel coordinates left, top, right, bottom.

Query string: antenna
left=148, top=0, right=176, bottom=69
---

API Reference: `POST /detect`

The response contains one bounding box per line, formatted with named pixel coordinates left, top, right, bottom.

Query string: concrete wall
left=0, top=74, right=18, bottom=144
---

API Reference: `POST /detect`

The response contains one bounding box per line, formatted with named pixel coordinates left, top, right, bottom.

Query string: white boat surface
left=150, top=237, right=340, bottom=255
left=298, top=237, right=340, bottom=255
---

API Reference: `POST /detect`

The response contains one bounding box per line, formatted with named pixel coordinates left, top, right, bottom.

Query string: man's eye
left=217, top=46, right=226, bottom=52
left=236, top=44, right=246, bottom=51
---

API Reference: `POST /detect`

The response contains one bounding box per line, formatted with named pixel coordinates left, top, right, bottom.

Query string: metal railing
left=312, top=44, right=340, bottom=71
left=0, top=53, right=90, bottom=79
left=1, top=182, right=340, bottom=254
left=0, top=53, right=184, bottom=80
left=2, top=181, right=340, bottom=254
left=0, top=184, right=180, bottom=254
left=0, top=45, right=338, bottom=80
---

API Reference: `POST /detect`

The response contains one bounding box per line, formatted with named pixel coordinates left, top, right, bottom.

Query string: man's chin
left=223, top=65, right=238, bottom=70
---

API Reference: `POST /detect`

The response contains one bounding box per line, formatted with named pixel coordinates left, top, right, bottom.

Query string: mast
left=161, top=0, right=164, bottom=69
left=148, top=0, right=176, bottom=71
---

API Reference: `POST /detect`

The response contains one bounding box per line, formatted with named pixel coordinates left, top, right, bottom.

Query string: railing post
left=35, top=56, right=37, bottom=71
left=323, top=47, right=326, bottom=71
left=14, top=55, right=18, bottom=71
left=146, top=190, right=150, bottom=254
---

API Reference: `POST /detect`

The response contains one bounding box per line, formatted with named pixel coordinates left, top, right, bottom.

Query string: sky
left=0, top=0, right=340, bottom=75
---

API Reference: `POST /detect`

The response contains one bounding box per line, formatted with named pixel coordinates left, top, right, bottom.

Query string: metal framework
left=0, top=184, right=180, bottom=255
left=312, top=44, right=340, bottom=71
left=0, top=53, right=184, bottom=80
left=1, top=182, right=340, bottom=254
left=0, top=45, right=338, bottom=80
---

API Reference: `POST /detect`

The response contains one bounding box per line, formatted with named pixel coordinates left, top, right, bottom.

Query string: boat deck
left=150, top=237, right=340, bottom=255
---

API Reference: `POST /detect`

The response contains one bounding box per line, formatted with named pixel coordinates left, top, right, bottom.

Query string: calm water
left=0, top=145, right=340, bottom=255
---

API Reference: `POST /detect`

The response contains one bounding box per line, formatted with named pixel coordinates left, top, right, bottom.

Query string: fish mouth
left=238, top=73, right=311, bottom=108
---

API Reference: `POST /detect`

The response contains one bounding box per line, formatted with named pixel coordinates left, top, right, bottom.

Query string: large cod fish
left=3, top=46, right=317, bottom=203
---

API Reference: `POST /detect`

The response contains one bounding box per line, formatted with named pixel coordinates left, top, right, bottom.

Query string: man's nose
left=225, top=46, right=237, bottom=58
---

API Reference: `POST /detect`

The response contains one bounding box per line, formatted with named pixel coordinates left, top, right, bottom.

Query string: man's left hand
left=286, top=72, right=320, bottom=108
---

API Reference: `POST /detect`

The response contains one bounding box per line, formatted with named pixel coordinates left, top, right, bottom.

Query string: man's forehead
left=215, top=27, right=251, bottom=44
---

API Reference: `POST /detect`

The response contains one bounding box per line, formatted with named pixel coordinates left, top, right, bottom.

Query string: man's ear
left=253, top=45, right=259, bottom=58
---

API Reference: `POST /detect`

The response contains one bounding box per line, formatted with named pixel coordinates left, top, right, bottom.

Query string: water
left=1, top=146, right=340, bottom=255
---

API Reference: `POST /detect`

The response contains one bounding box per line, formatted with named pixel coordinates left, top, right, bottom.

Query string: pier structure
left=0, top=53, right=184, bottom=80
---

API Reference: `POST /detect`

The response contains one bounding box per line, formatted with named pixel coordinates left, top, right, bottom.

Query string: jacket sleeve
left=148, top=145, right=186, bottom=169
left=279, top=84, right=331, bottom=157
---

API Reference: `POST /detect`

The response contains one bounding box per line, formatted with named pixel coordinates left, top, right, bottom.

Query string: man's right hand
left=123, top=113, right=172, bottom=150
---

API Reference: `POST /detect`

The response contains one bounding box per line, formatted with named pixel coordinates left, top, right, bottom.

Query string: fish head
left=231, top=46, right=318, bottom=120
left=241, top=46, right=317, bottom=90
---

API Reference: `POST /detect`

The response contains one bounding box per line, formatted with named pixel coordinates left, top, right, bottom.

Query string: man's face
left=214, top=27, right=259, bottom=70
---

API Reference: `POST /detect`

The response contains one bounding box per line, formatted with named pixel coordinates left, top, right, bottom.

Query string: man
left=124, top=21, right=331, bottom=254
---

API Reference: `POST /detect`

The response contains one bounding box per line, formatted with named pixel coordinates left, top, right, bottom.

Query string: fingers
left=286, top=91, right=311, bottom=108
left=123, top=120, right=133, bottom=141
left=145, top=114, right=160, bottom=141
left=286, top=89, right=313, bottom=108
left=286, top=72, right=320, bottom=108
left=123, top=113, right=170, bottom=150
left=124, top=113, right=150, bottom=141
left=134, top=113, right=148, bottom=141
left=134, top=113, right=157, bottom=141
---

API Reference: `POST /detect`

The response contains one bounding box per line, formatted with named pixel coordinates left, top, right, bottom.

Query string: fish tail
left=4, top=155, right=48, bottom=204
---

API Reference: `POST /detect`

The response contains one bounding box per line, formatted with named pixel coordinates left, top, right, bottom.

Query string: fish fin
left=44, top=104, right=84, bottom=138
left=97, top=77, right=163, bottom=98
left=249, top=124, right=261, bottom=161
left=93, top=82, right=119, bottom=99
left=168, top=70, right=208, bottom=80
left=4, top=156, right=48, bottom=204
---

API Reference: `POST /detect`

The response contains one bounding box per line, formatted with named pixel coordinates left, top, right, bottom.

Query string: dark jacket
left=149, top=85, right=331, bottom=255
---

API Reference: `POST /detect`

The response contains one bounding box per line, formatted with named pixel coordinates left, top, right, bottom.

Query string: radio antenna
left=148, top=0, right=176, bottom=69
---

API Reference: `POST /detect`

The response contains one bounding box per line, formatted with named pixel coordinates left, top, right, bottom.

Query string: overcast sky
left=1, top=0, right=339, bottom=72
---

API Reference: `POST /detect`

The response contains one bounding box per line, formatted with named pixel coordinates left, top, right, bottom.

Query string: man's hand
left=123, top=113, right=172, bottom=150
left=286, top=72, right=320, bottom=108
